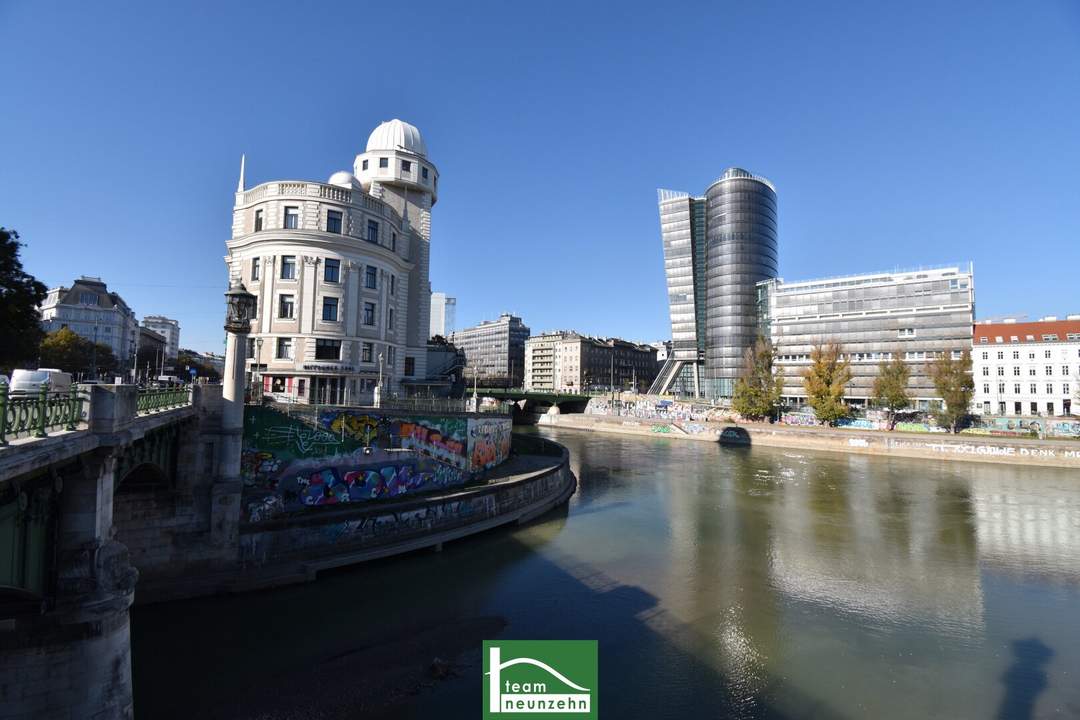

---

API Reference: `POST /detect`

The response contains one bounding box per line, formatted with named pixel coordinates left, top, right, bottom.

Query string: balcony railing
left=136, top=387, right=192, bottom=415
left=0, top=384, right=83, bottom=445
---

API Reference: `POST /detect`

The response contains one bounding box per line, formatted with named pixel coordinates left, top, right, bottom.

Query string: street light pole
left=217, top=279, right=256, bottom=528
left=255, top=336, right=263, bottom=401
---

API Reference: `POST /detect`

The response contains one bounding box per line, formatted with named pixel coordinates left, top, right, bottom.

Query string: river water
left=132, top=428, right=1080, bottom=719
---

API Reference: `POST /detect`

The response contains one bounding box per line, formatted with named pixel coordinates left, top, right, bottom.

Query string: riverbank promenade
left=540, top=412, right=1080, bottom=469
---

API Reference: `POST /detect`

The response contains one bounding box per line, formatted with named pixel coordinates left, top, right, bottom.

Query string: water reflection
left=132, top=429, right=1080, bottom=719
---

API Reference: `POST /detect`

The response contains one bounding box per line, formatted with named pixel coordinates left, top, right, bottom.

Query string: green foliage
left=176, top=349, right=221, bottom=382
left=872, top=354, right=911, bottom=429
left=0, top=227, right=47, bottom=373
left=927, top=350, right=974, bottom=433
left=38, top=327, right=118, bottom=377
left=802, top=341, right=852, bottom=425
left=732, top=336, right=783, bottom=421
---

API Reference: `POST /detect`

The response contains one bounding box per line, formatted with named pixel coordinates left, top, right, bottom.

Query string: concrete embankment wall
left=538, top=414, right=720, bottom=443
left=541, top=414, right=1080, bottom=468
left=137, top=434, right=575, bottom=603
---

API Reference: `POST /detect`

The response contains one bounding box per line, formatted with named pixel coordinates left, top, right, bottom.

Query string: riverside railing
left=136, top=386, right=192, bottom=415
left=0, top=383, right=84, bottom=445
left=375, top=396, right=512, bottom=415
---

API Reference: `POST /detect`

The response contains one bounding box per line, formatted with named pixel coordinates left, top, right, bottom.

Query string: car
left=9, top=368, right=73, bottom=395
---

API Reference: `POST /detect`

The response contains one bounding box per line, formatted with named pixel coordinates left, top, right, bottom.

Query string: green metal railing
left=136, top=386, right=191, bottom=415
left=0, top=383, right=83, bottom=445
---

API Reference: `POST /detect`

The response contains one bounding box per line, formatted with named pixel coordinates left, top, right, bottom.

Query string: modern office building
left=971, top=316, right=1080, bottom=417
left=757, top=265, right=975, bottom=408
left=449, top=313, right=530, bottom=388
left=141, top=315, right=180, bottom=360
left=39, top=276, right=139, bottom=371
left=430, top=292, right=456, bottom=338
left=651, top=168, right=778, bottom=399
left=225, top=118, right=438, bottom=404
left=525, top=331, right=658, bottom=393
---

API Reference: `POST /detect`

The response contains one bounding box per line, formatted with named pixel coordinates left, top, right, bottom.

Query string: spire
left=237, top=154, right=246, bottom=193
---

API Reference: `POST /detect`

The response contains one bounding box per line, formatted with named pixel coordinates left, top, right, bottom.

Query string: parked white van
left=9, top=369, right=73, bottom=395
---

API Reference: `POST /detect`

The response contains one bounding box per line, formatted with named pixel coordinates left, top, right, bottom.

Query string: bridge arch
left=117, top=461, right=170, bottom=490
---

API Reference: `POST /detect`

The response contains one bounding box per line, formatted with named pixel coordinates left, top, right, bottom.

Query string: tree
left=732, top=336, right=784, bottom=421
left=0, top=227, right=47, bottom=373
left=802, top=341, right=852, bottom=425
left=872, top=354, right=911, bottom=430
left=926, top=350, right=974, bottom=433
left=177, top=349, right=221, bottom=382
left=38, top=327, right=118, bottom=378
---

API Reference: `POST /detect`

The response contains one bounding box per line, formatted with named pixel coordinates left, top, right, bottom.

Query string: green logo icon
left=483, top=640, right=598, bottom=718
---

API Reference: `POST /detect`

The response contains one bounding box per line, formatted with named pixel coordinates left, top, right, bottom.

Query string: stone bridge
left=0, top=384, right=238, bottom=719
left=474, top=388, right=592, bottom=416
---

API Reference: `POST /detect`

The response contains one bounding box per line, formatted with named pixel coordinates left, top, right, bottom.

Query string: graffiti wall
left=963, top=417, right=1080, bottom=439
left=241, top=406, right=510, bottom=522
left=467, top=417, right=512, bottom=471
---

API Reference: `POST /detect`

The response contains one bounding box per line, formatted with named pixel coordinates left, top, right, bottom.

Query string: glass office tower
left=652, top=168, right=778, bottom=399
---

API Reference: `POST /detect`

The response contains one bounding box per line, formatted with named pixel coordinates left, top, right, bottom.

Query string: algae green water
left=132, top=428, right=1080, bottom=719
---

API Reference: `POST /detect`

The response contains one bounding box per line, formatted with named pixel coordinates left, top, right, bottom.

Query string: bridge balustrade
left=0, top=383, right=195, bottom=445
left=0, top=383, right=83, bottom=445
left=137, top=386, right=193, bottom=415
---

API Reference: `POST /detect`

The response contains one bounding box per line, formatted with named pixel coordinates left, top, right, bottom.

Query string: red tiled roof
left=974, top=319, right=1080, bottom=344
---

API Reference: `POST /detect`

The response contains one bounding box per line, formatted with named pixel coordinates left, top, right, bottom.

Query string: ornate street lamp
left=224, top=282, right=257, bottom=333
left=218, top=279, right=257, bottom=497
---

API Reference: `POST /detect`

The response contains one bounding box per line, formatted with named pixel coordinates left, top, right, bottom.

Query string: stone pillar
left=214, top=299, right=250, bottom=550
left=1, top=451, right=138, bottom=719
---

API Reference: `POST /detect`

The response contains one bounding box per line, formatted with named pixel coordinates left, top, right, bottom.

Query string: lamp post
left=374, top=352, right=384, bottom=408
left=255, top=337, right=264, bottom=401
left=220, top=281, right=256, bottom=478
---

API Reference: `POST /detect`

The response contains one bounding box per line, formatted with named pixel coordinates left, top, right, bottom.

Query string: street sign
left=189, top=368, right=197, bottom=377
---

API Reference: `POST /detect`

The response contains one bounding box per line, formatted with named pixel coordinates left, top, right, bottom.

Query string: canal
left=132, top=428, right=1080, bottom=718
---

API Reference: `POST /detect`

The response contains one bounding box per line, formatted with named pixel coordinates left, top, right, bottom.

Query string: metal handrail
left=0, top=383, right=83, bottom=445
left=136, top=386, right=192, bottom=415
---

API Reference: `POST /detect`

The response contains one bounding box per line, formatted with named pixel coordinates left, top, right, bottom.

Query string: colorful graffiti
left=964, top=417, right=1080, bottom=439
left=781, top=413, right=820, bottom=427
left=296, top=461, right=464, bottom=506
left=836, top=418, right=883, bottom=431
left=400, top=417, right=469, bottom=470
left=586, top=398, right=733, bottom=423
left=320, top=412, right=390, bottom=445
left=468, top=417, right=511, bottom=471
left=240, top=406, right=508, bottom=522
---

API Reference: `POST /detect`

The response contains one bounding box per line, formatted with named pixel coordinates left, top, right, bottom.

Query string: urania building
left=226, top=119, right=437, bottom=404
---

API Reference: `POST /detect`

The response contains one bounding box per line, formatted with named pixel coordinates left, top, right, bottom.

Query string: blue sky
left=3, top=1, right=1078, bottom=352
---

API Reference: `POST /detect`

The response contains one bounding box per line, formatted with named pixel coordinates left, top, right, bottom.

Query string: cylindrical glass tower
left=703, top=168, right=778, bottom=398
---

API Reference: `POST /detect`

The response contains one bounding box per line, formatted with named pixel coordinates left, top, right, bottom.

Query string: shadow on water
left=997, top=638, right=1053, bottom=720
left=132, top=508, right=846, bottom=720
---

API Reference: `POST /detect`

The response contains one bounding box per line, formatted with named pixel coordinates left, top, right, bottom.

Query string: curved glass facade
left=656, top=169, right=777, bottom=399
left=703, top=172, right=778, bottom=397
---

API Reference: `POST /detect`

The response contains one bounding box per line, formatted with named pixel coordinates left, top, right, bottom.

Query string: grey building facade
left=652, top=168, right=778, bottom=399
left=449, top=313, right=530, bottom=388
left=757, top=265, right=975, bottom=408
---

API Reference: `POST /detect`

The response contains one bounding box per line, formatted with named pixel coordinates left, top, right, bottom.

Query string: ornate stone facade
left=225, top=120, right=438, bottom=404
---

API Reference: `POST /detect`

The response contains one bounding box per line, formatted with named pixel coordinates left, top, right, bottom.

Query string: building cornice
left=225, top=231, right=414, bottom=271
